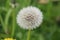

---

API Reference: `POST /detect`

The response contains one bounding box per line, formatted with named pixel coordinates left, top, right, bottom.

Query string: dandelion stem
left=27, top=29, right=31, bottom=40
left=11, top=8, right=16, bottom=37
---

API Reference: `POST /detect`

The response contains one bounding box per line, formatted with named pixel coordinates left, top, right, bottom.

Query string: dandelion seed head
left=17, top=6, right=43, bottom=30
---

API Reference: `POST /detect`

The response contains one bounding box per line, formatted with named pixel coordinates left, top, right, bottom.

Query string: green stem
left=11, top=8, right=16, bottom=37
left=27, top=29, right=31, bottom=40
left=5, top=9, right=12, bottom=34
left=5, top=9, right=12, bottom=25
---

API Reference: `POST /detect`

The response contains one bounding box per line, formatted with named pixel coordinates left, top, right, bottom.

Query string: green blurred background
left=0, top=0, right=60, bottom=40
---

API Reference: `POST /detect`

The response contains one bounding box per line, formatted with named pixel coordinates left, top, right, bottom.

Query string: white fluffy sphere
left=16, top=6, right=43, bottom=30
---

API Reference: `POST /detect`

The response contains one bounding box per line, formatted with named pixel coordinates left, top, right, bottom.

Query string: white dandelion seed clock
left=16, top=6, right=43, bottom=30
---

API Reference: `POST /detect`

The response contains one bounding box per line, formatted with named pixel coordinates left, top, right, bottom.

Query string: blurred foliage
left=0, top=0, right=60, bottom=40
